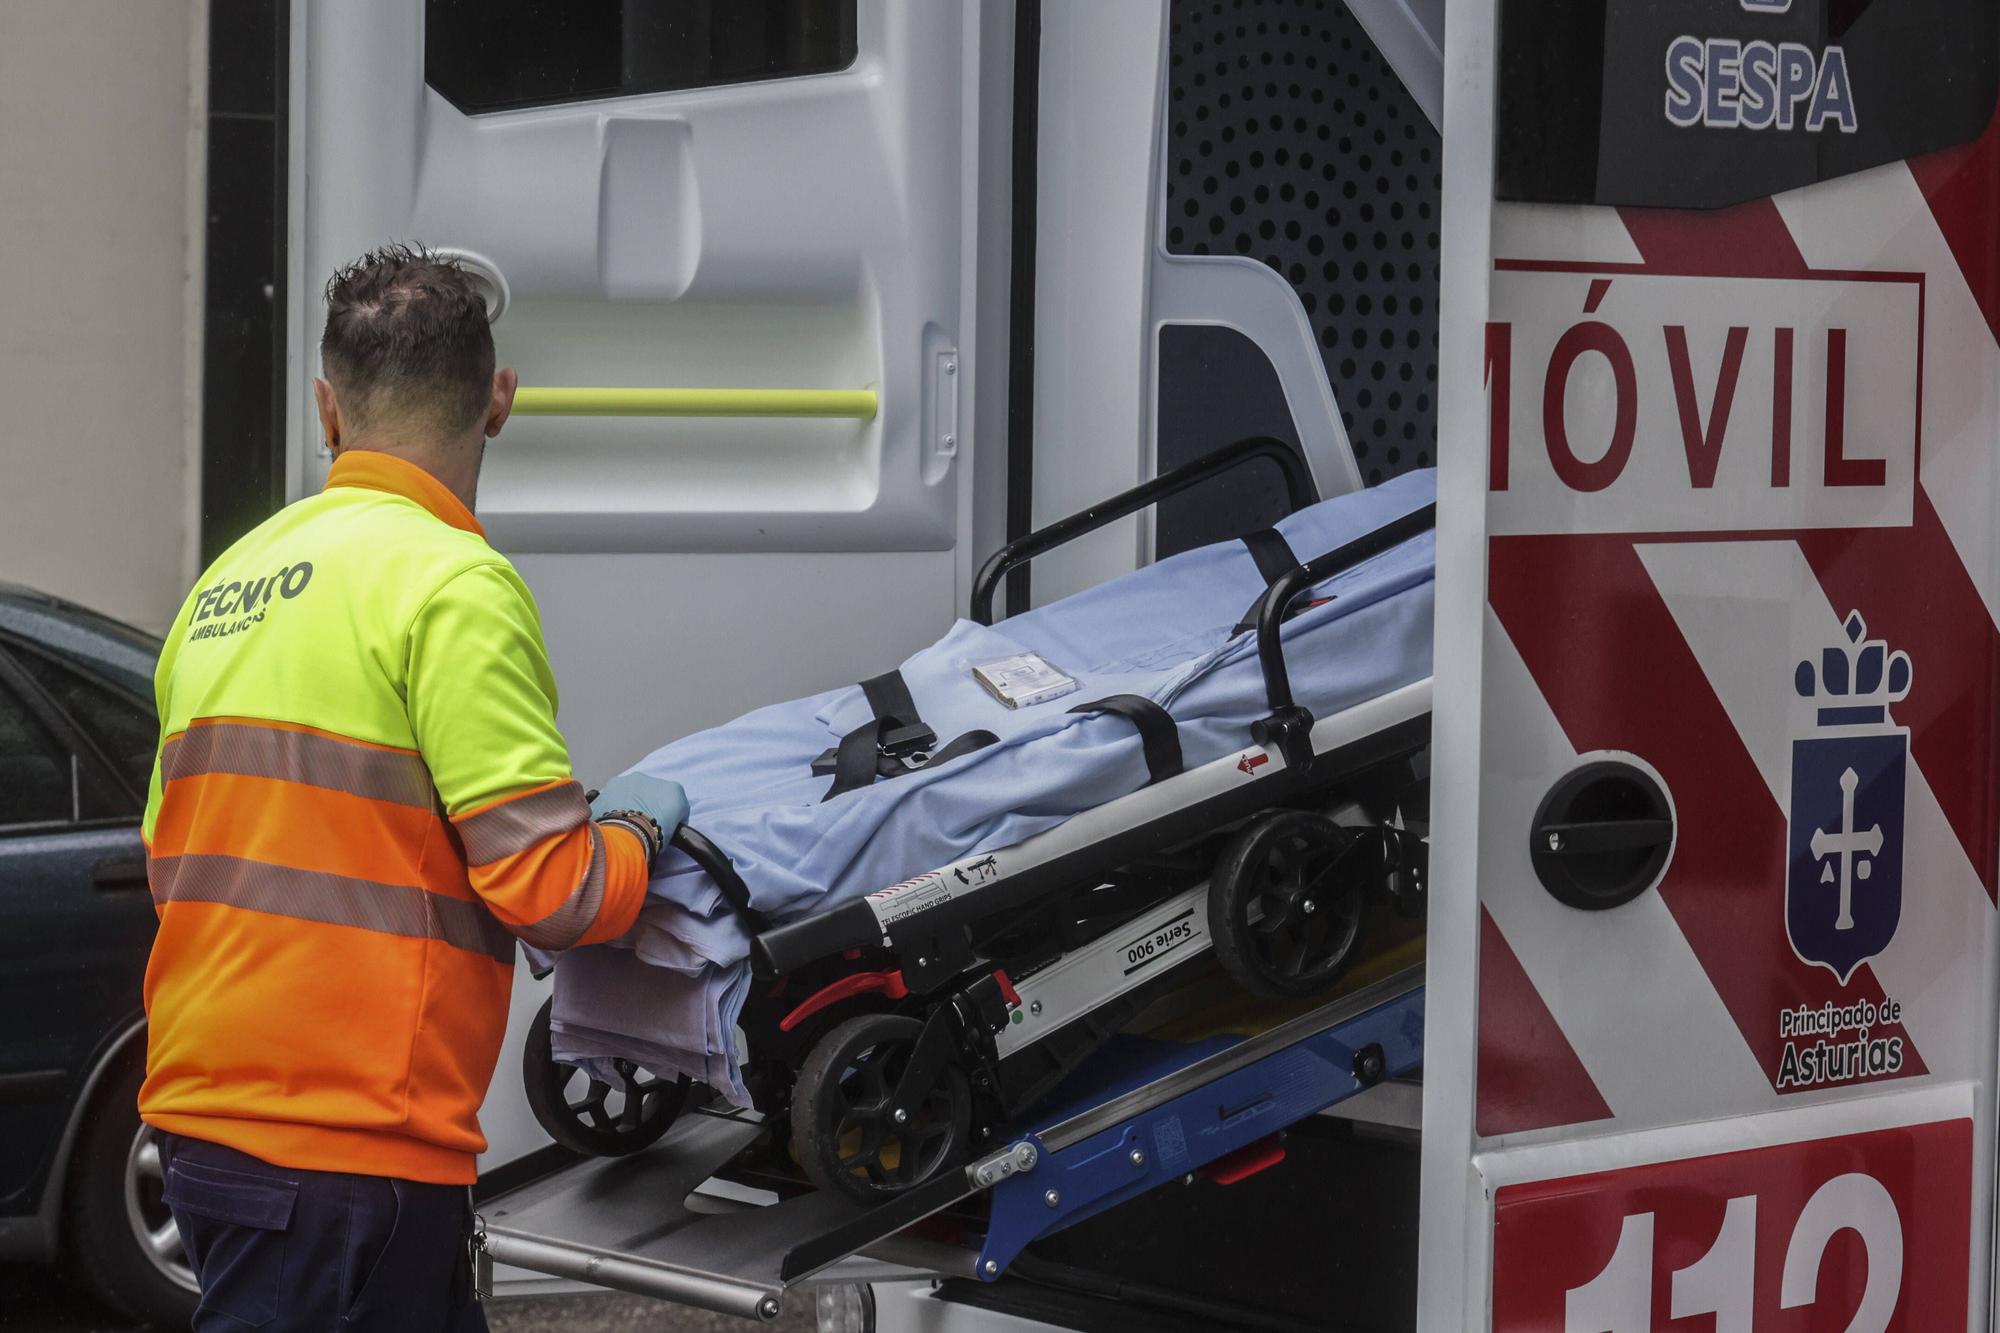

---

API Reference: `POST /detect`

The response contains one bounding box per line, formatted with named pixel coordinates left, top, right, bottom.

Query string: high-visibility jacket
left=139, top=450, right=650, bottom=1185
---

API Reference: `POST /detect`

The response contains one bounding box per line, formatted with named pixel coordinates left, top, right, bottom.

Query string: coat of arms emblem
left=1786, top=611, right=1912, bottom=984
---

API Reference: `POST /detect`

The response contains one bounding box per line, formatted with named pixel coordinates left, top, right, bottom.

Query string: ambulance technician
left=135, top=245, right=684, bottom=1330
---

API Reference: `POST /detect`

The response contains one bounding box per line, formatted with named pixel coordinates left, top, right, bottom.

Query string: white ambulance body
left=287, top=1, right=2000, bottom=1327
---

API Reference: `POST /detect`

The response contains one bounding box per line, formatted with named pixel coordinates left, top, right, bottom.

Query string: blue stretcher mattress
left=550, top=469, right=1437, bottom=1102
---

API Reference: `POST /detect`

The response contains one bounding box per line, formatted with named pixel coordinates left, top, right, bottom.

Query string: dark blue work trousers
left=159, top=1132, right=489, bottom=1332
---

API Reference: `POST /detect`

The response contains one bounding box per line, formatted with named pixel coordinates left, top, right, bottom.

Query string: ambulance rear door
left=286, top=0, right=991, bottom=1169
left=1421, top=1, right=2000, bottom=1327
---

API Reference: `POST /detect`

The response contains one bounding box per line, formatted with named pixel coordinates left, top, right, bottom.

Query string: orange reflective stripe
left=163, top=718, right=435, bottom=808
left=466, top=819, right=592, bottom=914
left=512, top=823, right=607, bottom=952
left=576, top=821, right=650, bottom=948
left=453, top=779, right=588, bottom=865
left=150, top=853, right=514, bottom=964
left=147, top=771, right=474, bottom=901
left=466, top=817, right=649, bottom=951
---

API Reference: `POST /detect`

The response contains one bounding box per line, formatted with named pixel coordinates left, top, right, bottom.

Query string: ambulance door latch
left=1529, top=760, right=1674, bottom=911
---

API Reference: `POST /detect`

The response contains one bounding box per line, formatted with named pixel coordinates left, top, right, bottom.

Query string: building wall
left=0, top=1, right=204, bottom=633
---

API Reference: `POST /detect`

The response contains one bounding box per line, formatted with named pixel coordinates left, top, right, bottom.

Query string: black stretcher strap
left=1068, top=694, right=1183, bottom=786
left=927, top=728, right=1001, bottom=768
left=1235, top=527, right=1304, bottom=636
left=859, top=670, right=919, bottom=728
left=822, top=718, right=894, bottom=801
left=818, top=669, right=999, bottom=802
left=1240, top=527, right=1300, bottom=584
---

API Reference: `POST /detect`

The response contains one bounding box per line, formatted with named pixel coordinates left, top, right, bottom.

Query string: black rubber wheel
left=791, top=1013, right=972, bottom=1204
left=1209, top=810, right=1368, bottom=998
left=61, top=1048, right=199, bottom=1327
left=522, top=998, right=689, bottom=1157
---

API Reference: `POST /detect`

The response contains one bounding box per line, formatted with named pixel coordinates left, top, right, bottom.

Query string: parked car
left=0, top=585, right=192, bottom=1325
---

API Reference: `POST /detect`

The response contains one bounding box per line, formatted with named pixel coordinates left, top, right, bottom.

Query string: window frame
left=0, top=639, right=149, bottom=836
left=422, top=0, right=863, bottom=117
left=5, top=635, right=157, bottom=813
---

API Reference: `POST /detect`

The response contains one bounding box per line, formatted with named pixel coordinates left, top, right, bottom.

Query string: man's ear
left=485, top=367, right=519, bottom=439
left=312, top=377, right=342, bottom=455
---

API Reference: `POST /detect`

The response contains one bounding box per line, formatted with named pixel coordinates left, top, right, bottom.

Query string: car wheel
left=62, top=1051, right=199, bottom=1326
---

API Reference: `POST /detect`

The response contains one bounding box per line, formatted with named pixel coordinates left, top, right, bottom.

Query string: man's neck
left=338, top=438, right=481, bottom=512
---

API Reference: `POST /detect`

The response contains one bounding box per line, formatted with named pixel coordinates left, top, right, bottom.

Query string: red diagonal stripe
left=1618, top=199, right=1809, bottom=278
left=1490, top=535, right=1926, bottom=1090
left=1621, top=198, right=2000, bottom=899
left=1476, top=906, right=1614, bottom=1136
left=1910, top=94, right=2000, bottom=346
left=1799, top=496, right=2000, bottom=902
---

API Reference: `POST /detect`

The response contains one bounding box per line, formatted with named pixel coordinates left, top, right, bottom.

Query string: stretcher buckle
left=810, top=719, right=940, bottom=780
left=879, top=719, right=938, bottom=769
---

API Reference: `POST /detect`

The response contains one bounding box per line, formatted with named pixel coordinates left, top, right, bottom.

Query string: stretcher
left=518, top=438, right=1435, bottom=1214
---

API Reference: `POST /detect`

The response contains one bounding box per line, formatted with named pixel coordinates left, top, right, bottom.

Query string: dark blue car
left=0, top=585, right=194, bottom=1325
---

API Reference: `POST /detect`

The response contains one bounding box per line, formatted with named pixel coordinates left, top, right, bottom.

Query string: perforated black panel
left=1166, top=0, right=1442, bottom=485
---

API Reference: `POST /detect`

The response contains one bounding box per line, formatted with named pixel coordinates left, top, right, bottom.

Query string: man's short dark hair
left=320, top=244, right=495, bottom=436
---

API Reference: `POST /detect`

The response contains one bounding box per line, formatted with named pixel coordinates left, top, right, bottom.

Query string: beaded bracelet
left=597, top=810, right=664, bottom=866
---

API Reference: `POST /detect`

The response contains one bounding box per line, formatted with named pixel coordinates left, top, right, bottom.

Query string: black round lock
left=1352, top=1043, right=1387, bottom=1087
left=1529, top=761, right=1674, bottom=911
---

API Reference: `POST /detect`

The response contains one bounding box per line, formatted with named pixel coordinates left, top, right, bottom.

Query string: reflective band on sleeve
left=453, top=780, right=590, bottom=865
left=162, top=721, right=436, bottom=809
left=149, top=853, right=515, bottom=964
left=512, top=823, right=608, bottom=952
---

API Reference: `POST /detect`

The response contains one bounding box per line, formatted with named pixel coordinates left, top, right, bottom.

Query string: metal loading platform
left=473, top=964, right=1425, bottom=1323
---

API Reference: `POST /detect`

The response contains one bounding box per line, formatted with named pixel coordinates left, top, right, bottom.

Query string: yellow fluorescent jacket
left=139, top=451, right=649, bottom=1184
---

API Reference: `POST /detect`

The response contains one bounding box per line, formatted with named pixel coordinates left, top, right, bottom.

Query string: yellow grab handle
left=511, top=386, right=877, bottom=420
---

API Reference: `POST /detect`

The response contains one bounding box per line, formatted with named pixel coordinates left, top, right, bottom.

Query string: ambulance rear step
left=472, top=964, right=1425, bottom=1323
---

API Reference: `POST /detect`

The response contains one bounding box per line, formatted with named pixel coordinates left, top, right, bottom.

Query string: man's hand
left=590, top=773, right=690, bottom=870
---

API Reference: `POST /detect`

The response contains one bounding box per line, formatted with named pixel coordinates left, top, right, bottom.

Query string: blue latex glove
left=589, top=772, right=689, bottom=856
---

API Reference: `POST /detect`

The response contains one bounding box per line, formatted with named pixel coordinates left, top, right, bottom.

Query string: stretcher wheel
left=522, top=998, right=690, bottom=1157
left=791, top=1013, right=972, bottom=1204
left=1209, top=811, right=1367, bottom=998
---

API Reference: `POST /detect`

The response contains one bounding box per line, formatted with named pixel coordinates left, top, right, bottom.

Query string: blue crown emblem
left=1793, top=612, right=1912, bottom=728
left=1784, top=610, right=1910, bottom=991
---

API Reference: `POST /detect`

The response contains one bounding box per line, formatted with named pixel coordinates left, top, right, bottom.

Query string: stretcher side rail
left=969, top=434, right=1318, bottom=625
left=671, top=826, right=768, bottom=935
left=1250, top=501, right=1439, bottom=772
